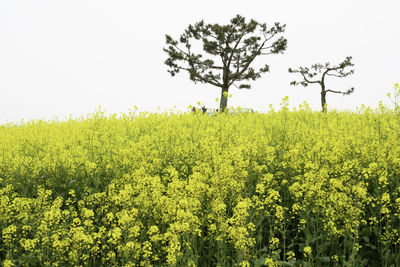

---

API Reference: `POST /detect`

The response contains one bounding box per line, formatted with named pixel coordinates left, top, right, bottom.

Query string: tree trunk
left=321, top=90, right=327, bottom=113
left=220, top=66, right=230, bottom=112
left=219, top=86, right=229, bottom=112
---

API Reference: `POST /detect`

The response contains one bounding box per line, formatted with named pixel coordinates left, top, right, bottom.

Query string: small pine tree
left=289, top=56, right=355, bottom=113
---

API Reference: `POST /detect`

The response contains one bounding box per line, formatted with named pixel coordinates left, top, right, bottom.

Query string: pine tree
left=164, top=14, right=287, bottom=112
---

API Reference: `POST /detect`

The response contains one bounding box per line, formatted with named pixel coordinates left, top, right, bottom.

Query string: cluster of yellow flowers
left=1, top=103, right=400, bottom=266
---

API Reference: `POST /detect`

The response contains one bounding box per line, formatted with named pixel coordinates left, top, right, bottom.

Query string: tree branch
left=260, top=52, right=274, bottom=56
left=300, top=71, right=320, bottom=84
left=229, top=37, right=270, bottom=81
left=325, top=89, right=345, bottom=94
left=210, top=65, right=224, bottom=70
left=169, top=43, right=190, bottom=58
left=326, top=87, right=354, bottom=95
left=226, top=33, right=246, bottom=69
left=190, top=68, right=222, bottom=87
left=326, top=72, right=346, bottom=78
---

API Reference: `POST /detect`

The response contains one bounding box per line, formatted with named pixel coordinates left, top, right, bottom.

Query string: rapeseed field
left=1, top=103, right=400, bottom=266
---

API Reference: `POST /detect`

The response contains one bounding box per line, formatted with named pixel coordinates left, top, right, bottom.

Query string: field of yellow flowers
left=1, top=103, right=400, bottom=266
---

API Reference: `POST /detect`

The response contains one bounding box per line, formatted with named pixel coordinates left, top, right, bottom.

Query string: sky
left=0, top=0, right=399, bottom=123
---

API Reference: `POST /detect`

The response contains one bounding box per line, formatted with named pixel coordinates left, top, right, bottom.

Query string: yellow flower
left=286, top=251, right=296, bottom=261
left=20, top=238, right=37, bottom=252
left=269, top=237, right=279, bottom=248
left=2, top=224, right=17, bottom=245
left=3, top=260, right=14, bottom=267
left=303, top=246, right=312, bottom=257
left=264, top=257, right=277, bottom=267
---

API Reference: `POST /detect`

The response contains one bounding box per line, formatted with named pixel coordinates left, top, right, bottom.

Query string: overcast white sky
left=0, top=0, right=399, bottom=123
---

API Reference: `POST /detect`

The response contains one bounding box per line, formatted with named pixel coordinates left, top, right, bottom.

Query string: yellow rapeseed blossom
left=3, top=260, right=14, bottom=267
left=303, top=246, right=312, bottom=257
left=0, top=103, right=400, bottom=265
